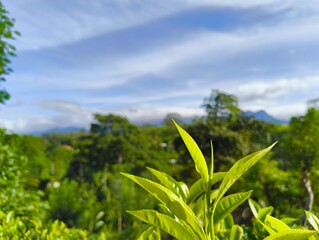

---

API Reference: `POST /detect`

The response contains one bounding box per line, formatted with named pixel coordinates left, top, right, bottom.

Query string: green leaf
left=229, top=225, right=244, bottom=240
left=258, top=207, right=274, bottom=222
left=266, top=215, right=291, bottom=232
left=264, top=229, right=317, bottom=240
left=6, top=211, right=13, bottom=223
left=261, top=221, right=277, bottom=235
left=248, top=199, right=260, bottom=218
left=214, top=143, right=276, bottom=208
left=128, top=210, right=200, bottom=240
left=122, top=173, right=205, bottom=240
left=305, top=211, right=319, bottom=231
left=248, top=199, right=275, bottom=235
left=280, top=218, right=298, bottom=227
left=173, top=120, right=209, bottom=183
left=224, top=214, right=235, bottom=229
left=136, top=226, right=160, bottom=240
left=191, top=194, right=205, bottom=218
left=147, top=167, right=187, bottom=200
left=211, top=172, right=227, bottom=185
left=179, top=182, right=189, bottom=199
left=214, top=191, right=252, bottom=225
left=188, top=172, right=226, bottom=204
left=210, top=140, right=214, bottom=180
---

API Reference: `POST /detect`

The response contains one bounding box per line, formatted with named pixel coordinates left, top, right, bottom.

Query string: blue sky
left=1, top=0, right=319, bottom=133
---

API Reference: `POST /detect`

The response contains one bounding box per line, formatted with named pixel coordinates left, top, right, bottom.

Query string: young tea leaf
left=214, top=143, right=276, bottom=208
left=305, top=210, right=319, bottom=231
left=122, top=173, right=206, bottom=240
left=248, top=199, right=260, bottom=219
left=173, top=120, right=209, bottom=183
left=258, top=207, right=274, bottom=222
left=229, top=225, right=244, bottom=240
left=136, top=226, right=159, bottom=240
left=264, top=229, right=317, bottom=240
left=128, top=210, right=200, bottom=240
left=147, top=167, right=187, bottom=200
left=266, top=215, right=291, bottom=232
left=214, top=191, right=252, bottom=225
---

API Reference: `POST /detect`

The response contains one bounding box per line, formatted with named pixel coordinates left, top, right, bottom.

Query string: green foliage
left=0, top=1, right=20, bottom=103
left=0, top=134, right=48, bottom=221
left=0, top=209, right=105, bottom=240
left=248, top=199, right=319, bottom=240
left=281, top=108, right=319, bottom=171
left=202, top=89, right=240, bottom=122
left=48, top=180, right=97, bottom=228
left=123, top=122, right=275, bottom=239
left=2, top=89, right=319, bottom=239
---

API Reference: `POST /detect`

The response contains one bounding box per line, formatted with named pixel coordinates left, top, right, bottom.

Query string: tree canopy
left=0, top=1, right=19, bottom=103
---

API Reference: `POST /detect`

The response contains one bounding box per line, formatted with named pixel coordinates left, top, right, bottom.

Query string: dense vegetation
left=1, top=90, right=319, bottom=239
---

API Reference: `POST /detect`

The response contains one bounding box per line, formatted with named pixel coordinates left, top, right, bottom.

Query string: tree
left=202, top=89, right=240, bottom=122
left=281, top=108, right=319, bottom=218
left=163, top=112, right=184, bottom=126
left=90, top=114, right=137, bottom=136
left=0, top=1, right=20, bottom=103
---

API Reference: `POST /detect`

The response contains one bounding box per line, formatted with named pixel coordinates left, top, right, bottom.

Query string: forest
left=1, top=89, right=319, bottom=239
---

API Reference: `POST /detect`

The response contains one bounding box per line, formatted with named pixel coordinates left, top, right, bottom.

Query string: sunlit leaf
left=214, top=191, right=252, bottom=225
left=173, top=121, right=209, bottom=183
left=122, top=173, right=205, bottom=240
left=305, top=210, right=319, bottom=231
left=280, top=218, right=298, bottom=227
left=214, top=143, right=276, bottom=208
left=258, top=207, right=274, bottom=222
left=147, top=167, right=187, bottom=200
left=248, top=199, right=259, bottom=219
left=136, top=226, right=160, bottom=240
left=128, top=210, right=200, bottom=240
left=264, top=229, right=317, bottom=240
left=266, top=215, right=291, bottom=232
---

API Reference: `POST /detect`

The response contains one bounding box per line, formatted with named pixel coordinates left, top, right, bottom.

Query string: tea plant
left=122, top=121, right=276, bottom=239
left=248, top=199, right=319, bottom=240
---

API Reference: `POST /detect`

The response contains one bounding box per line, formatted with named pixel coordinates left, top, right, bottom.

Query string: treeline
left=1, top=90, right=319, bottom=239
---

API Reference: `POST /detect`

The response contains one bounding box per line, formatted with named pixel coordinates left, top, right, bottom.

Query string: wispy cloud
left=0, top=100, right=95, bottom=133
left=5, top=0, right=318, bottom=51
left=236, top=78, right=313, bottom=102
left=4, top=0, right=187, bottom=51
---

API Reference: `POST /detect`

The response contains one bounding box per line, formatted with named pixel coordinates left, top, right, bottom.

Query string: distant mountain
left=31, top=126, right=85, bottom=136
left=244, top=110, right=288, bottom=124
left=29, top=111, right=286, bottom=136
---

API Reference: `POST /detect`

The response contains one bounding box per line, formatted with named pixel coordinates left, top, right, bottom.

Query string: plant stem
left=206, top=182, right=214, bottom=239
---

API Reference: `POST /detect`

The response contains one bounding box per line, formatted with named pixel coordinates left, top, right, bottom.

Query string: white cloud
left=235, top=76, right=319, bottom=102
left=37, top=100, right=91, bottom=114
left=114, top=106, right=204, bottom=123
left=0, top=101, right=204, bottom=134
left=228, top=76, right=319, bottom=120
